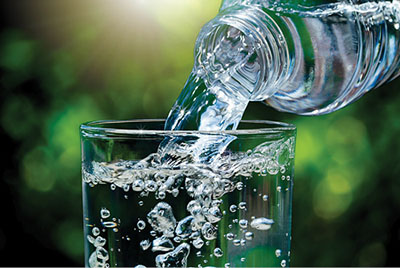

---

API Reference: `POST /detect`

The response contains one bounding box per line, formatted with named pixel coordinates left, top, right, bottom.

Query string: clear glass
left=80, top=119, right=296, bottom=267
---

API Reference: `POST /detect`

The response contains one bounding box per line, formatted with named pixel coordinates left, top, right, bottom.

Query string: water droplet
left=277, top=186, right=282, bottom=192
left=110, top=184, right=116, bottom=190
left=238, top=202, right=246, bottom=210
left=281, top=259, right=287, bottom=267
left=140, top=239, right=151, bottom=250
left=225, top=263, right=230, bottom=268
left=280, top=166, right=286, bottom=173
left=113, top=228, right=118, bottom=232
left=214, top=248, right=223, bottom=257
left=241, top=257, right=246, bottom=262
left=239, top=219, right=248, bottom=229
left=250, top=217, right=274, bottom=230
left=193, top=237, right=204, bottom=249
left=100, top=208, right=111, bottom=219
left=245, top=232, right=254, bottom=240
left=92, top=227, right=100, bottom=236
left=138, top=201, right=144, bottom=206
left=137, top=220, right=146, bottom=230
left=229, top=205, right=237, bottom=213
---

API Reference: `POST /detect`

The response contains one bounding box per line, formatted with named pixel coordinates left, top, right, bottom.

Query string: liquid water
left=82, top=136, right=295, bottom=267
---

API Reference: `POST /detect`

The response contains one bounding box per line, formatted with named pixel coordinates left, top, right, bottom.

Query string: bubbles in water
left=110, top=184, right=116, bottom=190
left=145, top=180, right=158, bottom=192
left=94, top=236, right=106, bottom=247
left=87, top=235, right=95, bottom=244
left=139, top=201, right=144, bottom=206
left=137, top=220, right=146, bottom=230
left=92, top=227, right=100, bottom=236
left=229, top=205, right=237, bottom=213
left=226, top=233, right=234, bottom=240
left=245, top=231, right=254, bottom=240
left=152, top=236, right=175, bottom=252
left=102, top=221, right=117, bottom=228
left=239, top=219, right=248, bottom=229
left=193, top=237, right=205, bottom=249
left=250, top=217, right=275, bottom=230
left=238, top=202, right=246, bottom=210
left=132, top=179, right=145, bottom=191
left=134, top=265, right=146, bottom=268
left=100, top=208, right=111, bottom=219
left=206, top=206, right=223, bottom=223
left=213, top=248, right=224, bottom=258
left=236, top=182, right=244, bottom=190
left=201, top=222, right=217, bottom=240
left=281, top=259, right=287, bottom=267
left=155, top=243, right=190, bottom=268
left=241, top=257, right=246, bottom=262
left=262, top=195, right=269, bottom=201
left=147, top=202, right=177, bottom=237
left=277, top=186, right=282, bottom=192
left=225, top=263, right=230, bottom=268
left=96, top=247, right=109, bottom=260
left=140, top=239, right=151, bottom=251
left=233, top=239, right=241, bottom=246
left=275, top=249, right=282, bottom=257
left=176, top=216, right=194, bottom=239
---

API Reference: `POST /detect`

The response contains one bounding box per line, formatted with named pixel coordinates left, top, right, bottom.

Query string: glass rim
left=80, top=119, right=296, bottom=136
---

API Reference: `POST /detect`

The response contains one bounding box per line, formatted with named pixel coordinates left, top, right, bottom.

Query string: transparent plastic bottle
left=192, top=0, right=400, bottom=115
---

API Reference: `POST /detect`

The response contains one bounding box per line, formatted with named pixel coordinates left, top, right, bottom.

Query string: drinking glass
left=80, top=119, right=296, bottom=267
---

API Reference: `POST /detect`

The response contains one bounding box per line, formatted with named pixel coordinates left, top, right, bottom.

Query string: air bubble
left=233, top=239, right=241, bottom=246
left=281, top=259, right=287, bottom=267
left=100, top=208, right=111, bottom=219
left=236, top=182, right=244, bottom=190
left=123, top=184, right=130, bottom=192
left=277, top=186, right=282, bottom=192
left=139, top=201, right=144, bottom=206
left=92, top=227, right=100, bottom=236
left=229, top=205, right=237, bottom=213
left=214, top=248, right=224, bottom=257
left=245, top=232, right=254, bottom=240
left=275, top=249, right=282, bottom=257
left=102, top=221, right=117, bottom=228
left=262, top=195, right=269, bottom=201
left=193, top=237, right=204, bottom=249
left=238, top=202, right=246, bottom=210
left=226, top=233, right=234, bottom=240
left=110, top=184, right=116, bottom=190
left=140, top=239, right=151, bottom=250
left=137, top=220, right=146, bottom=230
left=241, top=257, right=246, bottom=262
left=250, top=217, right=274, bottom=230
left=239, top=219, right=248, bottom=229
left=94, top=236, right=106, bottom=247
left=132, top=179, right=144, bottom=191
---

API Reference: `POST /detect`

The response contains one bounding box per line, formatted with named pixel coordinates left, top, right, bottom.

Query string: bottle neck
left=193, top=5, right=292, bottom=101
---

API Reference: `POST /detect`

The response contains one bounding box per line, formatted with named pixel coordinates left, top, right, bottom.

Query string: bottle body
left=197, top=0, right=400, bottom=115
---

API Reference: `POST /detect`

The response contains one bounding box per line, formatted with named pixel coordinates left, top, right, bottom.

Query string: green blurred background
left=0, top=0, right=399, bottom=266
